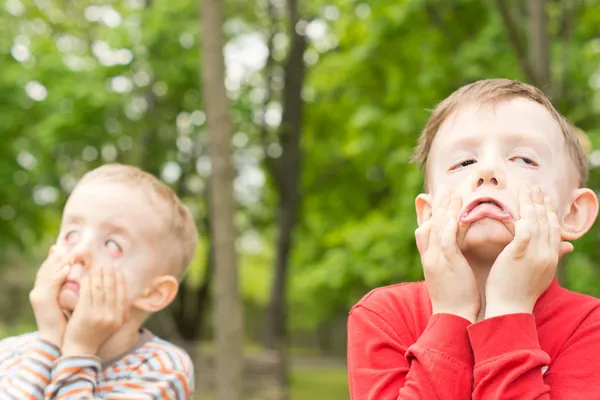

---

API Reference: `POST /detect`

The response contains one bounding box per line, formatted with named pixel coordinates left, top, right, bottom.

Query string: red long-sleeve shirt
left=347, top=277, right=600, bottom=399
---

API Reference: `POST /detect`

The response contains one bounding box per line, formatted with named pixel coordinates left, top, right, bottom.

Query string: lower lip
left=460, top=203, right=513, bottom=224
left=62, top=282, right=80, bottom=294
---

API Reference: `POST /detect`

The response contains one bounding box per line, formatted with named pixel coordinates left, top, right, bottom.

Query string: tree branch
left=261, top=0, right=284, bottom=193
left=556, top=0, right=574, bottom=101
left=495, top=0, right=538, bottom=85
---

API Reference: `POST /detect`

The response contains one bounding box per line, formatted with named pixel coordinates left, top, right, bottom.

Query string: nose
left=472, top=161, right=505, bottom=190
left=69, top=236, right=95, bottom=270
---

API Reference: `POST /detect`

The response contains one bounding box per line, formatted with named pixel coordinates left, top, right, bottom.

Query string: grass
left=197, top=366, right=349, bottom=399
left=290, top=367, right=349, bottom=400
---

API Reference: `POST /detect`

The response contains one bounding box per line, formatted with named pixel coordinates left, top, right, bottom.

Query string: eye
left=451, top=159, right=476, bottom=170
left=512, top=156, right=538, bottom=166
left=64, top=231, right=80, bottom=244
left=106, top=239, right=123, bottom=257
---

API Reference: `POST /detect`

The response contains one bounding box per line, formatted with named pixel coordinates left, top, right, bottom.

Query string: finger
left=446, top=193, right=463, bottom=220
left=103, top=264, right=117, bottom=314
left=433, top=189, right=451, bottom=218
left=519, top=187, right=538, bottom=237
left=39, top=250, right=70, bottom=281
left=79, top=275, right=92, bottom=308
left=44, top=246, right=67, bottom=269
left=440, top=217, right=462, bottom=265
left=115, top=269, right=128, bottom=322
left=91, top=266, right=105, bottom=308
left=510, top=219, right=531, bottom=257
left=53, top=264, right=71, bottom=285
left=559, top=241, right=574, bottom=258
left=532, top=186, right=548, bottom=243
left=545, top=195, right=561, bottom=251
left=431, top=191, right=452, bottom=249
left=415, top=221, right=432, bottom=255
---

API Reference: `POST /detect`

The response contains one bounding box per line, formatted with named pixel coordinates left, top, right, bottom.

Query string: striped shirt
left=0, top=329, right=194, bottom=399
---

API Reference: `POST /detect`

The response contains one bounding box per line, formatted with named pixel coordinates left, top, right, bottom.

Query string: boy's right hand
left=29, top=246, right=71, bottom=347
left=415, top=192, right=480, bottom=323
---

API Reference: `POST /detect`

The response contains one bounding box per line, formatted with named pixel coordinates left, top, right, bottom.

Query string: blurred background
left=2, top=0, right=600, bottom=398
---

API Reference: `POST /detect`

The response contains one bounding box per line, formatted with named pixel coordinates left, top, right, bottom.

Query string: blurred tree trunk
left=200, top=0, right=243, bottom=398
left=170, top=164, right=214, bottom=341
left=171, top=212, right=213, bottom=341
left=263, top=0, right=307, bottom=395
left=528, top=0, right=550, bottom=93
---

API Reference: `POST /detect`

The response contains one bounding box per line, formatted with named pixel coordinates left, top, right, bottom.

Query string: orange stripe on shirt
left=56, top=387, right=93, bottom=399
left=22, top=365, right=50, bottom=384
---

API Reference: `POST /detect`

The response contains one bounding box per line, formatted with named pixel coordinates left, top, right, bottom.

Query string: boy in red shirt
left=347, top=79, right=600, bottom=399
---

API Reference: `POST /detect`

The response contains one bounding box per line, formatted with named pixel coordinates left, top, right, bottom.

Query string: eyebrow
left=445, top=131, right=551, bottom=155
left=64, top=215, right=131, bottom=237
left=444, top=135, right=481, bottom=155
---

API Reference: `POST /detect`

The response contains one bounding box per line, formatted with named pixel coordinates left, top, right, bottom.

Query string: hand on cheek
left=61, top=264, right=130, bottom=357
left=30, top=246, right=72, bottom=347
left=485, top=186, right=573, bottom=318
left=415, top=191, right=481, bottom=323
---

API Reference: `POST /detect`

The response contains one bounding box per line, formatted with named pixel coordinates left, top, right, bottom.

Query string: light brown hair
left=76, top=163, right=198, bottom=278
left=412, top=78, right=588, bottom=188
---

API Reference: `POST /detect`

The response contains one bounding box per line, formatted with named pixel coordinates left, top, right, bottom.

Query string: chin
left=58, top=290, right=78, bottom=312
left=459, top=219, right=513, bottom=262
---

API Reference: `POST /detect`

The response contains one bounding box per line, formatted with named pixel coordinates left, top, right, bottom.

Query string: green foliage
left=288, top=0, right=600, bottom=329
left=2, top=0, right=600, bottom=355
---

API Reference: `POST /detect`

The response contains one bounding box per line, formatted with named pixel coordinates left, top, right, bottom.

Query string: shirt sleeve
left=44, top=355, right=101, bottom=399
left=44, top=351, right=194, bottom=400
left=468, top=312, right=600, bottom=399
left=347, top=306, right=474, bottom=399
left=0, top=337, right=60, bottom=399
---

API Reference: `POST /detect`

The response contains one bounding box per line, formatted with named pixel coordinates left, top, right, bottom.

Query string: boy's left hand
left=61, top=264, right=129, bottom=357
left=485, top=186, right=573, bottom=318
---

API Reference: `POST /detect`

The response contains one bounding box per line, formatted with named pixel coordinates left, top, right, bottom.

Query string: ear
left=415, top=193, right=433, bottom=227
left=133, top=275, right=180, bottom=313
left=561, top=188, right=599, bottom=241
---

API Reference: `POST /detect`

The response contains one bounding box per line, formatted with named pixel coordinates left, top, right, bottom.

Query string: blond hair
left=412, top=78, right=588, bottom=188
left=77, top=163, right=198, bottom=278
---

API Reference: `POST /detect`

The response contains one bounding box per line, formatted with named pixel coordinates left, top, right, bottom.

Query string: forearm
left=0, top=338, right=60, bottom=399
left=468, top=313, right=550, bottom=399
left=45, top=355, right=101, bottom=400
left=348, top=309, right=474, bottom=399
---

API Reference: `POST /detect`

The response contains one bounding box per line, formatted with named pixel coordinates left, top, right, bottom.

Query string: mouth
left=62, top=280, right=80, bottom=294
left=460, top=197, right=513, bottom=223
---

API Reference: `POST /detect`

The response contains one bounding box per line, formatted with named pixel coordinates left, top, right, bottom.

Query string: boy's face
left=417, top=97, right=578, bottom=261
left=55, top=181, right=166, bottom=312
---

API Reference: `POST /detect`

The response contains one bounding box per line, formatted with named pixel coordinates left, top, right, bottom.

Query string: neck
left=464, top=254, right=496, bottom=322
left=96, top=312, right=146, bottom=362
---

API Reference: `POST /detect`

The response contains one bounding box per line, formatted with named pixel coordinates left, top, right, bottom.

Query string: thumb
left=509, top=221, right=531, bottom=258
left=53, top=263, right=71, bottom=284
left=559, top=241, right=574, bottom=259
left=415, top=221, right=432, bottom=255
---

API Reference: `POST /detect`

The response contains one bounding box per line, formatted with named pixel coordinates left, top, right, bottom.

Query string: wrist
left=38, top=332, right=62, bottom=348
left=61, top=340, right=98, bottom=358
left=432, top=308, right=477, bottom=324
left=485, top=298, right=534, bottom=319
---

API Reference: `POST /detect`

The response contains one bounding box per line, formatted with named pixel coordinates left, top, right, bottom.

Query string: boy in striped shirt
left=0, top=164, right=198, bottom=399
